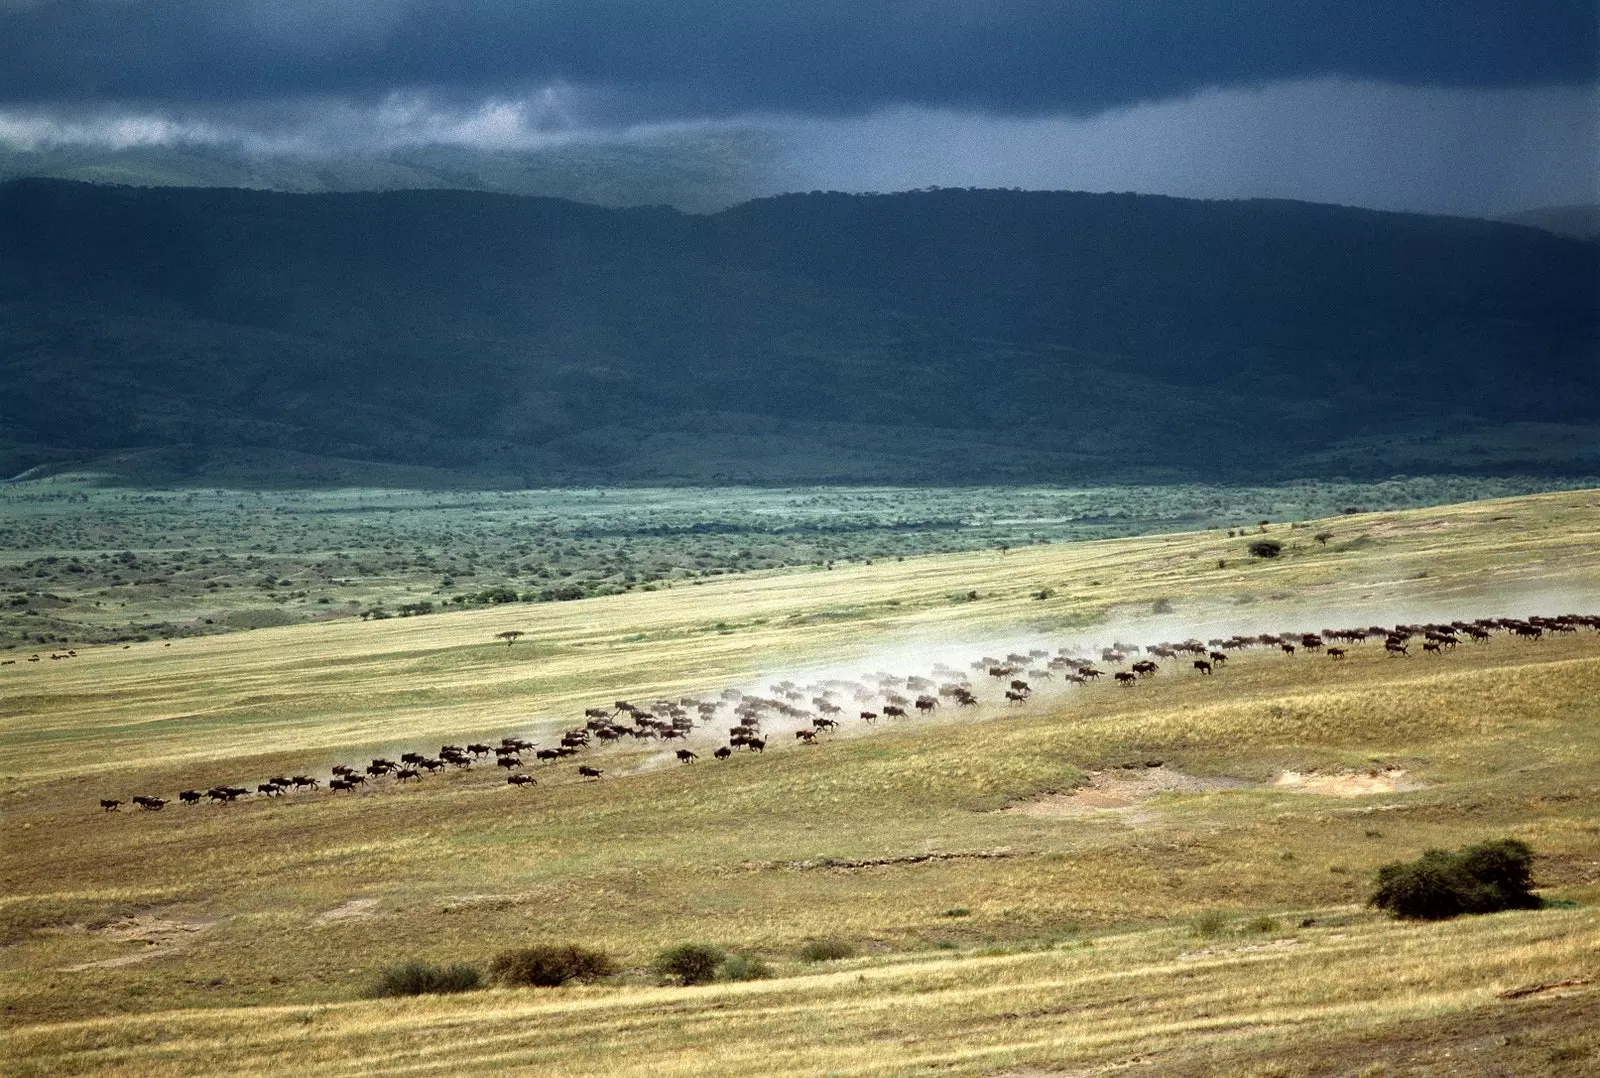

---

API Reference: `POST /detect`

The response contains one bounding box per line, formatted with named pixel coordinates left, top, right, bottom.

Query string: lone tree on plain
left=496, top=630, right=525, bottom=646
left=1248, top=539, right=1283, bottom=559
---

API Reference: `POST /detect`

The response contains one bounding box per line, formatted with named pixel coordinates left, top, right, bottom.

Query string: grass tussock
left=489, top=945, right=617, bottom=988
left=367, top=961, right=481, bottom=997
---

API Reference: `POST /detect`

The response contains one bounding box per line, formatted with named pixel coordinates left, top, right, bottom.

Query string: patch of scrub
left=1002, top=765, right=1249, bottom=819
left=1274, top=768, right=1421, bottom=797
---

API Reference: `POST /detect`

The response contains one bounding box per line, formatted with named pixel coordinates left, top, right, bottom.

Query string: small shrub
left=939, top=907, right=971, bottom=918
left=718, top=953, right=773, bottom=982
left=1243, top=916, right=1278, bottom=935
left=1189, top=910, right=1231, bottom=939
left=368, top=961, right=481, bottom=997
left=1247, top=539, right=1283, bottom=559
left=797, top=938, right=856, bottom=963
left=490, top=944, right=617, bottom=987
left=1370, top=838, right=1541, bottom=921
left=651, top=942, right=725, bottom=985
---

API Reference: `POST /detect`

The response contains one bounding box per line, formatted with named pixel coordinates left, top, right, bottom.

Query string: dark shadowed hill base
left=2, top=180, right=1596, bottom=485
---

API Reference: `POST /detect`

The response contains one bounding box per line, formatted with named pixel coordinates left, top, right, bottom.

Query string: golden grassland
left=2, top=489, right=1599, bottom=1075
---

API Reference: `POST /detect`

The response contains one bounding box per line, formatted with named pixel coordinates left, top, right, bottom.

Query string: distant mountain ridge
left=1, top=180, right=1596, bottom=485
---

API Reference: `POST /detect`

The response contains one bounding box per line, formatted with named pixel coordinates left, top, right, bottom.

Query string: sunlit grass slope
left=1, top=489, right=1598, bottom=1074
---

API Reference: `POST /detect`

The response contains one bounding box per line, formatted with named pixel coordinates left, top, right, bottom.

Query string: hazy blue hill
left=1, top=180, right=1595, bottom=484
left=1503, top=204, right=1600, bottom=241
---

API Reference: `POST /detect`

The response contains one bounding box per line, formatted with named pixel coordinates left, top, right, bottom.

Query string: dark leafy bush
left=1370, top=839, right=1541, bottom=921
left=797, top=938, right=856, bottom=963
left=718, top=953, right=773, bottom=982
left=1247, top=539, right=1283, bottom=558
left=650, top=942, right=726, bottom=985
left=367, top=960, right=481, bottom=997
left=490, top=944, right=617, bottom=987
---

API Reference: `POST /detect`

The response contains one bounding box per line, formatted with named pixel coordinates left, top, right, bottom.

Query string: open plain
left=3, top=488, right=1599, bottom=1076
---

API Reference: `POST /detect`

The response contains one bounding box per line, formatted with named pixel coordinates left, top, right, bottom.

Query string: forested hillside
left=2, top=180, right=1595, bottom=484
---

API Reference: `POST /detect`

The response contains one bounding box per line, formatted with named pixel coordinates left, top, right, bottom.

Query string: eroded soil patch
left=1003, top=766, right=1248, bottom=819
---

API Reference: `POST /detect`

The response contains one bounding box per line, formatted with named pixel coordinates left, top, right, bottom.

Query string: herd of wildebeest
left=95, top=612, right=1596, bottom=812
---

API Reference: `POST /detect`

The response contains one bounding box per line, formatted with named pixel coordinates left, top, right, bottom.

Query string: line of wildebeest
left=99, top=612, right=1597, bottom=813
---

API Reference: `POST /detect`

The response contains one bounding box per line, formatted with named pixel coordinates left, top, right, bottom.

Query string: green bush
left=718, top=953, right=773, bottom=982
left=797, top=938, right=856, bottom=963
left=1247, top=539, right=1283, bottom=558
left=490, top=944, right=617, bottom=987
left=367, top=960, right=481, bottom=997
left=1370, top=838, right=1541, bottom=921
left=1189, top=910, right=1231, bottom=939
left=650, top=942, right=726, bottom=986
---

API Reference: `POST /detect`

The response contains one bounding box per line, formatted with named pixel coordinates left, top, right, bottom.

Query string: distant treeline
left=1, top=180, right=1596, bottom=485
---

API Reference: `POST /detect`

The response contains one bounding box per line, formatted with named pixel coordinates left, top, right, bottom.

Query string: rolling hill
left=2, top=179, right=1596, bottom=485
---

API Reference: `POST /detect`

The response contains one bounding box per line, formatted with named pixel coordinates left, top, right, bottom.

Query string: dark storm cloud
left=3, top=1, right=1596, bottom=116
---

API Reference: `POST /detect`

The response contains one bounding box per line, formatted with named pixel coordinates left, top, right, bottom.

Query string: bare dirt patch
left=55, top=915, right=213, bottom=971
left=311, top=898, right=379, bottom=926
left=1273, top=768, right=1422, bottom=797
left=1003, top=766, right=1248, bottom=819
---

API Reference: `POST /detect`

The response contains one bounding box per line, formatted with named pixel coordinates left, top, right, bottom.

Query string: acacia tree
left=496, top=630, right=525, bottom=646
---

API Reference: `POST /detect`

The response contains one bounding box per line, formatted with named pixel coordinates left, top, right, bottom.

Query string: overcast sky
left=3, top=1, right=1596, bottom=215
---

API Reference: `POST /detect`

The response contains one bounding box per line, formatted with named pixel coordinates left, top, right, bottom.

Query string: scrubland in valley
left=1, top=488, right=1598, bottom=1075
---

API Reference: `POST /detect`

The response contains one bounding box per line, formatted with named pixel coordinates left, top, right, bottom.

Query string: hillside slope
left=2, top=180, right=1597, bottom=483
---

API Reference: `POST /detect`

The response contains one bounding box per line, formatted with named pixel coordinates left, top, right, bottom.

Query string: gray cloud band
left=3, top=1, right=1596, bottom=116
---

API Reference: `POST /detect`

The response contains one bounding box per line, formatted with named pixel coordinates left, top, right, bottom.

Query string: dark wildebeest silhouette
left=577, top=765, right=604, bottom=779
left=1208, top=651, right=1228, bottom=664
left=795, top=729, right=817, bottom=743
left=132, top=795, right=168, bottom=810
left=860, top=710, right=878, bottom=724
left=418, top=758, right=444, bottom=772
left=496, top=755, right=520, bottom=769
left=748, top=737, right=766, bottom=754
left=257, top=783, right=284, bottom=797
left=100, top=798, right=121, bottom=812
left=713, top=746, right=732, bottom=760
left=331, top=765, right=356, bottom=777
left=291, top=776, right=319, bottom=789
left=1281, top=643, right=1296, bottom=656
left=178, top=790, right=203, bottom=805
left=1385, top=641, right=1409, bottom=656
left=401, top=752, right=426, bottom=765
left=1422, top=641, right=1441, bottom=655
left=676, top=749, right=698, bottom=763
left=395, top=767, right=420, bottom=782
left=883, top=705, right=907, bottom=719
left=813, top=716, right=840, bottom=730
left=1327, top=647, right=1347, bottom=659
left=1004, top=690, right=1028, bottom=704
left=507, top=774, right=536, bottom=787
left=536, top=749, right=560, bottom=763
left=329, top=779, right=355, bottom=792
left=1115, top=671, right=1138, bottom=685
left=1193, top=660, right=1212, bottom=675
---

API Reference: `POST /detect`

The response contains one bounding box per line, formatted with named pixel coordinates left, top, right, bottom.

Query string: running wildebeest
left=132, top=795, right=168, bottom=810
left=813, top=716, right=840, bottom=730
left=883, top=705, right=907, bottom=719
left=178, top=790, right=203, bottom=805
left=257, top=783, right=284, bottom=796
left=713, top=746, right=732, bottom=760
left=1115, top=671, right=1138, bottom=685
left=1004, top=690, right=1028, bottom=703
left=291, top=776, right=319, bottom=789
left=1193, top=659, right=1212, bottom=675
left=507, top=774, right=537, bottom=787
left=497, top=755, right=520, bottom=769
left=860, top=710, right=878, bottom=723
left=1327, top=647, right=1347, bottom=659
left=577, top=765, right=604, bottom=779
left=795, top=729, right=817, bottom=743
left=100, top=799, right=121, bottom=812
left=395, top=767, right=420, bottom=782
left=676, top=749, right=698, bottom=763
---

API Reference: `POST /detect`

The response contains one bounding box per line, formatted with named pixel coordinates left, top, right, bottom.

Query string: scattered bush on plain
left=1370, top=838, right=1541, bottom=921
left=718, top=953, right=773, bottom=981
left=1247, top=539, right=1283, bottom=558
left=367, top=961, right=482, bottom=997
left=797, top=938, right=857, bottom=963
left=650, top=942, right=726, bottom=985
left=490, top=944, right=617, bottom=987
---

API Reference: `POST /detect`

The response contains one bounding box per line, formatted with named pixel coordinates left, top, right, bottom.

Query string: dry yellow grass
left=2, top=489, right=1599, bottom=1074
